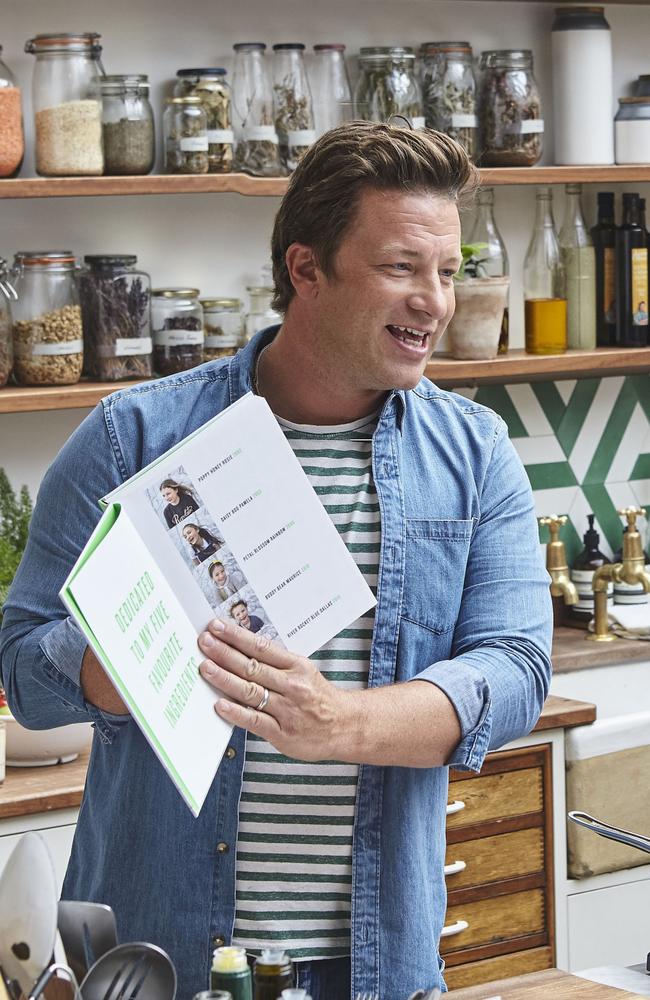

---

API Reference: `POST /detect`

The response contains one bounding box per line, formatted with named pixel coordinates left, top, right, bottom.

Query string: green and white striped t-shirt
left=231, top=410, right=380, bottom=960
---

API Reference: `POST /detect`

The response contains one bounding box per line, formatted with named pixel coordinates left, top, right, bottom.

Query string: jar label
left=30, top=338, right=83, bottom=357
left=519, top=119, right=545, bottom=134
left=155, top=329, right=204, bottom=346
left=180, top=136, right=209, bottom=152
left=603, top=247, right=616, bottom=317
left=115, top=337, right=153, bottom=357
left=451, top=113, right=477, bottom=129
left=205, top=334, right=240, bottom=348
left=287, top=129, right=316, bottom=146
left=208, top=129, right=234, bottom=144
left=412, top=117, right=426, bottom=130
left=243, top=126, right=279, bottom=143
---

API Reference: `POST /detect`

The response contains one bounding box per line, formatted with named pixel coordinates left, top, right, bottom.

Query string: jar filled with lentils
left=174, top=68, right=233, bottom=173
left=11, top=251, right=83, bottom=386
left=419, top=41, right=477, bottom=159
left=152, top=288, right=204, bottom=375
left=201, top=298, right=244, bottom=361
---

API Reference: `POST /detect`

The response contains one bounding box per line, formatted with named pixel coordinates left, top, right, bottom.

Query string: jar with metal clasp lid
left=355, top=47, right=424, bottom=127
left=0, top=258, right=15, bottom=386
left=419, top=41, right=477, bottom=157
left=479, top=49, right=543, bottom=167
left=0, top=46, right=24, bottom=177
left=11, top=251, right=83, bottom=386
left=200, top=298, right=244, bottom=361
left=101, top=74, right=155, bottom=175
left=152, top=288, right=204, bottom=375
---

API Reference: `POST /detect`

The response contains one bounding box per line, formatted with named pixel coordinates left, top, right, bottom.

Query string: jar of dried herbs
left=419, top=42, right=477, bottom=158
left=163, top=97, right=209, bottom=174
left=232, top=43, right=283, bottom=177
left=174, top=69, right=233, bottom=174
left=101, top=74, right=155, bottom=175
left=479, top=50, right=543, bottom=167
left=152, top=288, right=204, bottom=375
left=79, top=255, right=153, bottom=382
left=10, top=251, right=83, bottom=386
left=354, top=47, right=424, bottom=128
left=271, top=44, right=316, bottom=171
left=0, top=259, right=15, bottom=387
left=200, top=298, right=244, bottom=361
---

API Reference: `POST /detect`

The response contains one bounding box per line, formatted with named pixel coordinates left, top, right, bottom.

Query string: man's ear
left=285, top=242, right=321, bottom=299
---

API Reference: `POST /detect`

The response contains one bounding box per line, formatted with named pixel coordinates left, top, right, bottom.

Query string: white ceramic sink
left=3, top=714, right=92, bottom=766
left=550, top=658, right=650, bottom=718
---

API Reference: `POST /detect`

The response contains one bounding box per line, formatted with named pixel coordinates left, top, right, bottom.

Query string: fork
left=101, top=953, right=151, bottom=1000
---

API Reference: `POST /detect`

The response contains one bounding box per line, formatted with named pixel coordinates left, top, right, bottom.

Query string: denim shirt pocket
left=402, top=518, right=474, bottom=635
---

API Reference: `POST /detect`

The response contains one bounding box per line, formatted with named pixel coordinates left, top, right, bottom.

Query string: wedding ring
left=255, top=687, right=270, bottom=712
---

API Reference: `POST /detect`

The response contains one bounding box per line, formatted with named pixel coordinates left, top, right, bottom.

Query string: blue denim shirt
left=0, top=328, right=552, bottom=1000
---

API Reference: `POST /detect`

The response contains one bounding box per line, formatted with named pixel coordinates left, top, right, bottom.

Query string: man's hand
left=198, top=618, right=353, bottom=761
left=80, top=647, right=129, bottom=715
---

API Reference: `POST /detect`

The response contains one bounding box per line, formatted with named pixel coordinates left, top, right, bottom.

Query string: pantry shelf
left=3, top=165, right=650, bottom=199
left=2, top=348, right=650, bottom=413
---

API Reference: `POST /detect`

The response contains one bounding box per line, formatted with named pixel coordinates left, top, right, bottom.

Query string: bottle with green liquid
left=559, top=183, right=596, bottom=350
left=211, top=946, right=253, bottom=1000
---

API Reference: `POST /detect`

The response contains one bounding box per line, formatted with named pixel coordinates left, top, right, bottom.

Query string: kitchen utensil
left=569, top=810, right=650, bottom=853
left=79, top=942, right=176, bottom=1000
left=0, top=833, right=58, bottom=995
left=27, top=961, right=80, bottom=999
left=57, top=901, right=118, bottom=982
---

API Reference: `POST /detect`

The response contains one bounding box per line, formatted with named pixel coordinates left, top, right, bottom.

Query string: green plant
left=456, top=242, right=489, bottom=280
left=0, top=468, right=33, bottom=611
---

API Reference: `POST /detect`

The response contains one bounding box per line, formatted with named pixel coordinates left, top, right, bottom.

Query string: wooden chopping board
left=449, top=968, right=647, bottom=999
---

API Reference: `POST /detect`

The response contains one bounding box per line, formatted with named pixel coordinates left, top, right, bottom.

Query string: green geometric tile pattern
left=454, top=375, right=650, bottom=565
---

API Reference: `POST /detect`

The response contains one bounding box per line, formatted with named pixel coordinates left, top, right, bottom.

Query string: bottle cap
left=258, top=947, right=289, bottom=965
left=597, top=191, right=615, bottom=213
left=583, top=513, right=601, bottom=549
left=281, top=992, right=311, bottom=1000
left=212, top=946, right=248, bottom=972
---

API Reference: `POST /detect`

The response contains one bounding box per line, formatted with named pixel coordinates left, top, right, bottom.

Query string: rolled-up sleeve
left=0, top=403, right=128, bottom=738
left=413, top=419, right=553, bottom=772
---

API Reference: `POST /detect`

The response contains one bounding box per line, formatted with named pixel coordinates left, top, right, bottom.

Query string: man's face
left=311, top=188, right=462, bottom=393
left=232, top=603, right=250, bottom=628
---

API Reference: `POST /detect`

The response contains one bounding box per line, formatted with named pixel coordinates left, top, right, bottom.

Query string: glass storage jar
left=479, top=49, right=543, bottom=167
left=615, top=97, right=650, bottom=165
left=25, top=33, right=104, bottom=176
left=419, top=41, right=477, bottom=157
left=152, top=288, right=204, bottom=375
left=79, top=255, right=152, bottom=382
left=11, top=251, right=83, bottom=386
left=310, top=44, right=352, bottom=137
left=232, top=42, right=283, bottom=177
left=0, top=258, right=15, bottom=386
left=174, top=69, right=233, bottom=173
left=101, top=74, right=155, bottom=175
left=355, top=47, right=423, bottom=127
left=272, top=43, right=316, bottom=171
left=246, top=285, right=280, bottom=341
left=0, top=47, right=24, bottom=178
left=163, top=97, right=209, bottom=174
left=200, top=298, right=244, bottom=361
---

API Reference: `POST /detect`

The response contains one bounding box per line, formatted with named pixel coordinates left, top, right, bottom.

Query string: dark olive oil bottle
left=616, top=192, right=649, bottom=347
left=591, top=191, right=618, bottom=346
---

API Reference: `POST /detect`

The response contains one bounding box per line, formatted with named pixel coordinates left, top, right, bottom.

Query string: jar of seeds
left=101, top=74, right=155, bottom=175
left=11, top=251, right=83, bottom=386
left=419, top=42, right=477, bottom=159
left=152, top=288, right=204, bottom=375
left=25, top=33, right=104, bottom=176
left=479, top=50, right=543, bottom=167
left=201, top=298, right=244, bottom=361
left=0, top=259, right=15, bottom=387
left=354, top=47, right=424, bottom=127
left=232, top=43, right=283, bottom=177
left=163, top=97, right=209, bottom=174
left=271, top=44, right=316, bottom=171
left=174, top=69, right=233, bottom=173
left=79, top=255, right=152, bottom=382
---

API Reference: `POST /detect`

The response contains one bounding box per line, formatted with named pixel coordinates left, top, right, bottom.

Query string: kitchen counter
left=552, top=625, right=650, bottom=674
left=449, top=968, right=647, bottom=999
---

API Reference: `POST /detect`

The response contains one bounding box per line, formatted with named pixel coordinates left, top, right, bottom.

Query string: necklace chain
left=251, top=344, right=269, bottom=396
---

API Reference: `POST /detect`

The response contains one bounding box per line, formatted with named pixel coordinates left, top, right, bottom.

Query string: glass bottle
left=478, top=49, right=543, bottom=167
left=211, top=946, right=253, bottom=1000
left=523, top=187, right=567, bottom=355
left=245, top=285, right=280, bottom=341
left=466, top=187, right=509, bottom=353
left=101, top=75, right=155, bottom=176
left=0, top=47, right=24, bottom=177
left=232, top=43, right=283, bottom=177
left=0, top=258, right=15, bottom=386
left=419, top=42, right=477, bottom=157
left=25, top=33, right=104, bottom=176
left=253, top=949, right=293, bottom=1000
left=310, top=44, right=352, bottom=137
left=163, top=97, right=209, bottom=174
left=151, top=288, right=204, bottom=375
left=559, top=184, right=596, bottom=350
left=272, top=44, right=316, bottom=171
left=355, top=47, right=423, bottom=127
left=616, top=192, right=648, bottom=347
left=174, top=69, right=233, bottom=173
left=591, top=192, right=618, bottom=347
left=569, top=514, right=611, bottom=625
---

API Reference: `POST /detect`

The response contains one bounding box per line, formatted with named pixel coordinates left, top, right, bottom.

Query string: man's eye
left=441, top=269, right=457, bottom=280
left=390, top=263, right=412, bottom=271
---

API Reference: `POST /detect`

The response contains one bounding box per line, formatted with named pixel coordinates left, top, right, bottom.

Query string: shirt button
left=225, top=747, right=236, bottom=759
left=213, top=935, right=225, bottom=947
left=217, top=841, right=229, bottom=853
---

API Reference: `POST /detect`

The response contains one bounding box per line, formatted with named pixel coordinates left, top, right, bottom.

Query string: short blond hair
left=270, top=121, right=479, bottom=313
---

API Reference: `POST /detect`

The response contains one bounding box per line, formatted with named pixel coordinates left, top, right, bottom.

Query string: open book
left=60, top=393, right=376, bottom=815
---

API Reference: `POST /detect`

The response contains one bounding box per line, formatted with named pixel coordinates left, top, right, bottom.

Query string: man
left=229, top=599, right=264, bottom=633
left=0, top=123, right=552, bottom=1000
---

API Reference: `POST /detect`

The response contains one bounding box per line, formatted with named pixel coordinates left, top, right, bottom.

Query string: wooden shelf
left=1, top=348, right=649, bottom=413
left=2, top=165, right=650, bottom=200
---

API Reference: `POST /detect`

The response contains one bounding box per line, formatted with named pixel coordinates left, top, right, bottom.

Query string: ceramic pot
left=447, top=276, right=510, bottom=360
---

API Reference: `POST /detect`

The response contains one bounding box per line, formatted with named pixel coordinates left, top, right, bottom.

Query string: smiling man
left=0, top=122, right=552, bottom=1000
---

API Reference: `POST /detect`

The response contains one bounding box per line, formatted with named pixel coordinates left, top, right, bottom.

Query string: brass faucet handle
left=539, top=515, right=567, bottom=539
left=617, top=506, right=646, bottom=531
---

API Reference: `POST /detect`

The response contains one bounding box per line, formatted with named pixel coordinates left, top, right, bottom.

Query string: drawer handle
left=446, top=799, right=465, bottom=816
left=443, top=859, right=466, bottom=877
left=440, top=918, right=469, bottom=938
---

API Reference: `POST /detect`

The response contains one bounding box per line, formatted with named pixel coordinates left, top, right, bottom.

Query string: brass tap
left=539, top=515, right=578, bottom=606
left=589, top=506, right=650, bottom=642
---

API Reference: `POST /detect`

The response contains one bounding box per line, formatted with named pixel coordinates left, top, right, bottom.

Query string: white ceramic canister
left=551, top=6, right=614, bottom=165
left=615, top=97, right=650, bottom=164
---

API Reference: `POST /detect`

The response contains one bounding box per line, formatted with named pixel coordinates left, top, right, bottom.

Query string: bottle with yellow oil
left=524, top=186, right=568, bottom=354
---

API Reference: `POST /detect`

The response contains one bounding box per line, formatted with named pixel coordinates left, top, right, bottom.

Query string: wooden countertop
left=450, top=968, right=646, bottom=999
left=553, top=625, right=650, bottom=674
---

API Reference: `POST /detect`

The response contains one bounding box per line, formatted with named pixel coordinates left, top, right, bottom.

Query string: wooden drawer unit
left=442, top=745, right=555, bottom=988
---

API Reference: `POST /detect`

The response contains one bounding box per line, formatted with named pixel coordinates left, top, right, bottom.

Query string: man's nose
left=406, top=276, right=449, bottom=318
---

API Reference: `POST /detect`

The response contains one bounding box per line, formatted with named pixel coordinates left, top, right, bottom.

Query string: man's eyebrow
left=380, top=245, right=422, bottom=258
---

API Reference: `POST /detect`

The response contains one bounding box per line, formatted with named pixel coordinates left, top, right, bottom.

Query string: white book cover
left=61, top=393, right=376, bottom=815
